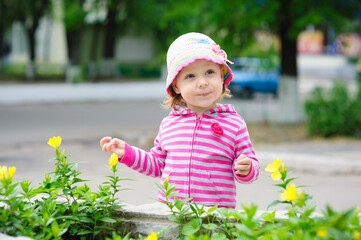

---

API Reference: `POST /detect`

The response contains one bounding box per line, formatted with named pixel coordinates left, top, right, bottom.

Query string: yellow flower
left=108, top=153, right=118, bottom=168
left=280, top=183, right=299, bottom=202
left=265, top=159, right=283, bottom=181
left=0, top=166, right=16, bottom=180
left=317, top=229, right=328, bottom=238
left=145, top=232, right=157, bottom=240
left=265, top=159, right=281, bottom=173
left=47, top=136, right=62, bottom=148
left=271, top=171, right=282, bottom=181
left=354, top=230, right=360, bottom=240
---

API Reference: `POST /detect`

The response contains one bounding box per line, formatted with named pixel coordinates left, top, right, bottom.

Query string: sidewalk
left=256, top=140, right=361, bottom=175
left=0, top=80, right=166, bottom=105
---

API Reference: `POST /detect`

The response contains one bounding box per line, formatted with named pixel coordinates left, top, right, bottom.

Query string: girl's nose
left=197, top=77, right=208, bottom=88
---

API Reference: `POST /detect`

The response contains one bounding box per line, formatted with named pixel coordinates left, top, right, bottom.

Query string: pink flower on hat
left=211, top=122, right=223, bottom=136
left=212, top=43, right=227, bottom=60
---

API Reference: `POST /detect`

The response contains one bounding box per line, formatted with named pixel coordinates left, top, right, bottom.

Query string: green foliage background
left=304, top=81, right=361, bottom=138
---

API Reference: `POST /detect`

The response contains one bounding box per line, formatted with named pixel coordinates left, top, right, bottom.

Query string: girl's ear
left=172, top=82, right=181, bottom=94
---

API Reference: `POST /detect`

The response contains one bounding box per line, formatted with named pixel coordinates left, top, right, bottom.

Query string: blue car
left=228, top=58, right=280, bottom=98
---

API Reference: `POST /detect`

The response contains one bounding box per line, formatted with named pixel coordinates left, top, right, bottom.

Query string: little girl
left=100, top=32, right=259, bottom=208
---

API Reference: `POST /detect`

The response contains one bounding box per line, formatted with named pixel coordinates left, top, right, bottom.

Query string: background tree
left=63, top=0, right=87, bottom=66
left=0, top=0, right=20, bottom=70
left=101, top=0, right=143, bottom=78
left=143, top=0, right=361, bottom=122
left=14, top=0, right=51, bottom=80
left=0, top=0, right=9, bottom=69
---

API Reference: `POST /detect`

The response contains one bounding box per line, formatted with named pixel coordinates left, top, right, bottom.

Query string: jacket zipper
left=189, top=115, right=201, bottom=198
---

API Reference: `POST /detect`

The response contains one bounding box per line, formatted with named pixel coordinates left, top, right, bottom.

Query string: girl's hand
left=100, top=137, right=125, bottom=159
left=234, top=154, right=252, bottom=177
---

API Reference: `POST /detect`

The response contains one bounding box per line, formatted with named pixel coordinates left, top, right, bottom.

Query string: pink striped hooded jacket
left=120, top=104, right=259, bottom=208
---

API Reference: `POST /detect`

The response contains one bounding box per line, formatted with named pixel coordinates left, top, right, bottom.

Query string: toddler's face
left=172, top=59, right=224, bottom=115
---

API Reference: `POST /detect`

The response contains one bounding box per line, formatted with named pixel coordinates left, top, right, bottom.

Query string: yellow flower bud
left=0, top=166, right=5, bottom=179
left=280, top=162, right=287, bottom=174
left=0, top=166, right=9, bottom=180
left=8, top=167, right=16, bottom=179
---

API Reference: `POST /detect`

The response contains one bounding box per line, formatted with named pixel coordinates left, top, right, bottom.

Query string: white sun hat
left=166, top=32, right=233, bottom=96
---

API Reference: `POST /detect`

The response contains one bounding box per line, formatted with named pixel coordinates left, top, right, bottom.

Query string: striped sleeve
left=119, top=131, right=167, bottom=178
left=233, top=117, right=259, bottom=183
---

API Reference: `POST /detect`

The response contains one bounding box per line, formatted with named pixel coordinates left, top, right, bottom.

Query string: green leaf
left=242, top=202, right=258, bottom=219
left=235, top=223, right=254, bottom=237
left=181, top=218, right=202, bottom=236
left=210, top=232, right=227, bottom=240
left=61, top=215, right=79, bottom=221
left=174, top=201, right=184, bottom=211
left=216, top=207, right=230, bottom=217
left=20, top=180, right=30, bottom=193
left=163, top=176, right=169, bottom=190
left=155, top=182, right=165, bottom=193
left=202, top=223, right=218, bottom=230
left=274, top=183, right=287, bottom=189
left=285, top=177, right=297, bottom=185
left=81, top=192, right=93, bottom=203
left=166, top=186, right=176, bottom=196
left=78, top=216, right=94, bottom=223
left=77, top=230, right=93, bottom=235
left=99, top=217, right=116, bottom=223
left=189, top=204, right=198, bottom=215
left=117, top=178, right=134, bottom=181
left=46, top=217, right=55, bottom=226
left=193, top=203, right=205, bottom=216
left=207, top=205, right=218, bottom=213
left=168, top=215, right=178, bottom=223
left=267, top=200, right=282, bottom=209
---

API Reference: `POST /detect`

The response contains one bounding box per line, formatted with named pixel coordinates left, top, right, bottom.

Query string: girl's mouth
left=199, top=92, right=211, bottom=97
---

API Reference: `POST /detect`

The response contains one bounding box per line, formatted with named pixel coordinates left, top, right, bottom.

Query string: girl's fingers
left=235, top=164, right=250, bottom=171
left=100, top=137, right=112, bottom=147
left=100, top=137, right=125, bottom=155
left=102, top=143, right=109, bottom=152
left=110, top=138, right=125, bottom=149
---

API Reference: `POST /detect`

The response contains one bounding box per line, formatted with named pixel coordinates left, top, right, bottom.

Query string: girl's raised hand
left=234, top=154, right=252, bottom=177
left=100, top=137, right=125, bottom=159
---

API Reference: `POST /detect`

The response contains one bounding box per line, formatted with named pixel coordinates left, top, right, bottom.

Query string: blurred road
left=0, top=86, right=361, bottom=212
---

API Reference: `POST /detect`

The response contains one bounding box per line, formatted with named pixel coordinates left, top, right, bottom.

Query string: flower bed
left=1, top=137, right=360, bottom=239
